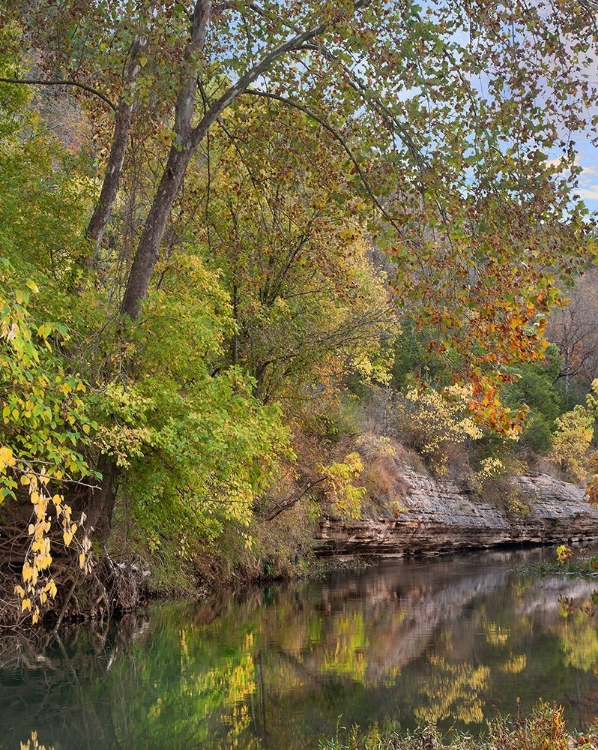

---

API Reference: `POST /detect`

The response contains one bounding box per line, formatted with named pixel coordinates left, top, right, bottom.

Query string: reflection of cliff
left=252, top=550, right=596, bottom=688
left=289, top=558, right=509, bottom=683
left=244, top=550, right=598, bottom=746
left=318, top=470, right=598, bottom=556
left=197, top=549, right=598, bottom=746
left=0, top=550, right=597, bottom=750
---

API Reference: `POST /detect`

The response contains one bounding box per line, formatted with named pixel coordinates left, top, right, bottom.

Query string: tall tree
left=6, top=0, right=596, bottom=320
left=183, top=98, right=395, bottom=403
left=2, top=0, right=598, bottom=614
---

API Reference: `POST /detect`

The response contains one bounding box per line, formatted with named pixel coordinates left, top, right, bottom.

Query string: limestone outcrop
left=317, top=471, right=598, bottom=557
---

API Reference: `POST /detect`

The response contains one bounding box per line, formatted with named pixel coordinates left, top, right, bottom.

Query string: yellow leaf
left=0, top=446, right=16, bottom=468
left=63, top=530, right=73, bottom=546
left=79, top=553, right=85, bottom=569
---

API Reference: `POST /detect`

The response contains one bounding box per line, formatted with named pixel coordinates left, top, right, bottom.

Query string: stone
left=316, top=471, right=598, bottom=557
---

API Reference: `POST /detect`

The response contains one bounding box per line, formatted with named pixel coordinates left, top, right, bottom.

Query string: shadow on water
left=0, top=546, right=597, bottom=749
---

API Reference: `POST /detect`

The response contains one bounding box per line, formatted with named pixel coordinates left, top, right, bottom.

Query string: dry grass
left=320, top=701, right=598, bottom=749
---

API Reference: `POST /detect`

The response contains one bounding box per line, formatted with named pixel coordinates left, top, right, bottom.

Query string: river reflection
left=1, top=547, right=598, bottom=749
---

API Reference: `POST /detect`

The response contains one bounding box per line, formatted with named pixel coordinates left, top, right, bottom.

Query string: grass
left=319, top=701, right=598, bottom=749
left=514, top=552, right=598, bottom=580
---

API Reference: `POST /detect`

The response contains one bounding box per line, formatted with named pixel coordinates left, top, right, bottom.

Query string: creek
left=1, top=546, right=597, bottom=749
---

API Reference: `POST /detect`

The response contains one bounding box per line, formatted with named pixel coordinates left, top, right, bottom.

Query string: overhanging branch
left=0, top=77, right=117, bottom=111
left=243, top=88, right=397, bottom=226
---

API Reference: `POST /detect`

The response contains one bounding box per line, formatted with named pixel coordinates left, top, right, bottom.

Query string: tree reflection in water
left=0, top=547, right=597, bottom=750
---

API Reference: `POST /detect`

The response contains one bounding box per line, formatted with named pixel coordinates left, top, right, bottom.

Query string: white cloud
left=581, top=164, right=598, bottom=177
left=575, top=186, right=598, bottom=200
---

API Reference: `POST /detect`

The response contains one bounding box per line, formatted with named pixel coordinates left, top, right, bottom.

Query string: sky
left=575, top=147, right=598, bottom=213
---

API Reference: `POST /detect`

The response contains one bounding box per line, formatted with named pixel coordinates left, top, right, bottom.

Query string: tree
left=3, top=0, right=598, bottom=618
left=6, top=0, right=596, bottom=318
left=0, top=36, right=292, bottom=620
left=191, top=99, right=396, bottom=403
left=547, top=267, right=598, bottom=399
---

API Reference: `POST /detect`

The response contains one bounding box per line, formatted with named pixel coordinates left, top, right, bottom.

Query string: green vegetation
left=320, top=701, right=598, bottom=749
left=516, top=546, right=598, bottom=581
left=2, top=2, right=598, bottom=629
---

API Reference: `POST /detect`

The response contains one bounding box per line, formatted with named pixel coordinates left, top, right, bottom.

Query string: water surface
left=1, top=547, right=598, bottom=749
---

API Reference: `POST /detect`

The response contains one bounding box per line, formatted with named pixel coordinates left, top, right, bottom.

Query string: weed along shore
left=319, top=701, right=598, bottom=750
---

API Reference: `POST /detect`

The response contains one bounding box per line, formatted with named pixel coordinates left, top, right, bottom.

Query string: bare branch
left=265, top=477, right=328, bottom=521
left=0, top=77, right=116, bottom=111
left=243, top=88, right=397, bottom=226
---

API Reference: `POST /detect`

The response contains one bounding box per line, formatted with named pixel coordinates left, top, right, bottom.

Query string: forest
left=1, top=0, right=598, bottom=630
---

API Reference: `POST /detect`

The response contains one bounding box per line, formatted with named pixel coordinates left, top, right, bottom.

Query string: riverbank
left=317, top=469, right=598, bottom=558
left=134, top=466, right=598, bottom=610
left=3, top=448, right=597, bottom=632
left=320, top=701, right=598, bottom=749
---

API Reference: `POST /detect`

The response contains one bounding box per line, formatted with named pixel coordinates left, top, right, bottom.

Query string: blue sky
left=575, top=147, right=598, bottom=214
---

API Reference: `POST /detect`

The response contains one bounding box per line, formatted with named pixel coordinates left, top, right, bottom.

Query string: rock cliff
left=317, top=470, right=598, bottom=557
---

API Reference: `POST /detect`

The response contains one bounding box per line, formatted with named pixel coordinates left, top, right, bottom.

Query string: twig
left=0, top=77, right=117, bottom=110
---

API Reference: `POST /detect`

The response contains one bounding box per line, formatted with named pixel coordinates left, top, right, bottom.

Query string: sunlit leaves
left=0, top=260, right=94, bottom=620
left=556, top=544, right=574, bottom=564
left=319, top=452, right=367, bottom=519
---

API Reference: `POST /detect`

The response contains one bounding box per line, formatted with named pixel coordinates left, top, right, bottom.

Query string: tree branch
left=189, top=0, right=373, bottom=150
left=307, top=44, right=425, bottom=168
left=265, top=477, right=328, bottom=522
left=247, top=3, right=424, bottom=167
left=121, top=0, right=373, bottom=319
left=243, top=88, right=396, bottom=226
left=0, top=77, right=116, bottom=111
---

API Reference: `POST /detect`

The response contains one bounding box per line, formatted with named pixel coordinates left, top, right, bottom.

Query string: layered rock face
left=317, top=470, right=598, bottom=557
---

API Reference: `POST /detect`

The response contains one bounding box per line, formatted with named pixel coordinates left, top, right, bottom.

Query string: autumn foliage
left=1, top=1, right=598, bottom=625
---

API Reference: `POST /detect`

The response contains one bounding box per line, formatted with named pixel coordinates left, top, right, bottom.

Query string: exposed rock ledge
left=317, top=470, right=598, bottom=557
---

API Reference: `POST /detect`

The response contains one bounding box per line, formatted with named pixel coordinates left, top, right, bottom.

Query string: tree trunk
left=232, top=283, right=239, bottom=365
left=120, top=142, right=194, bottom=319
left=85, top=100, right=133, bottom=250
left=83, top=453, right=118, bottom=542
left=84, top=35, right=147, bottom=264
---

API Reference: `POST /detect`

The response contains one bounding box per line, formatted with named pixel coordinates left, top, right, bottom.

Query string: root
left=0, top=549, right=148, bottom=630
